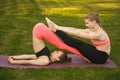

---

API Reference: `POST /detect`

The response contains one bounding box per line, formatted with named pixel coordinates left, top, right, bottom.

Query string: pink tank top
left=91, top=28, right=110, bottom=46
left=91, top=37, right=110, bottom=46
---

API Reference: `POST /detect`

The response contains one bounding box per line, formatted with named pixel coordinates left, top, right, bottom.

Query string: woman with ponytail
left=46, top=12, right=111, bottom=64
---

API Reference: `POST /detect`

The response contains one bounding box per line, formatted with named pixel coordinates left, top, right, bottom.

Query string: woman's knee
left=35, top=23, right=46, bottom=27
left=33, top=23, right=46, bottom=30
left=32, top=23, right=46, bottom=40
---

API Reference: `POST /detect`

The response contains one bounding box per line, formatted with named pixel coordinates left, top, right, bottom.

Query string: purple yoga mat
left=0, top=54, right=117, bottom=68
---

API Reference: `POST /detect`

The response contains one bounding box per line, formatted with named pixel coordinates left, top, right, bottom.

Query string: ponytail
left=57, top=53, right=72, bottom=63
left=67, top=57, right=72, bottom=62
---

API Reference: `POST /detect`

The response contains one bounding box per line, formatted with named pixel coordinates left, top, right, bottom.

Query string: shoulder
left=87, top=30, right=102, bottom=39
left=97, top=28, right=109, bottom=40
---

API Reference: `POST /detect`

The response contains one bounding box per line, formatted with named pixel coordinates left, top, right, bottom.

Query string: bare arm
left=57, top=26, right=101, bottom=39
left=10, top=54, right=37, bottom=60
left=8, top=56, right=50, bottom=66
left=45, top=17, right=100, bottom=40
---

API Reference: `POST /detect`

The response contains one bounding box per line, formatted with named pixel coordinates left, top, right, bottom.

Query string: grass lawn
left=0, top=0, right=120, bottom=80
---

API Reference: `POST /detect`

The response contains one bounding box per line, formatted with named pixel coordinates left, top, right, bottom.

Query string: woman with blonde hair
left=46, top=12, right=111, bottom=64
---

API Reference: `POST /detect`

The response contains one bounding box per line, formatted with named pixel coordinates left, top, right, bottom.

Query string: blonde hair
left=84, top=12, right=101, bottom=26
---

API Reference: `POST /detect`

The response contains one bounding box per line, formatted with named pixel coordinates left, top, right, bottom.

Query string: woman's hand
left=8, top=56, right=14, bottom=64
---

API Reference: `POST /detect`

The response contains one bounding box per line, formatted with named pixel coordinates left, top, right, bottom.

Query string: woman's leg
left=55, top=30, right=95, bottom=49
left=55, top=30, right=106, bottom=63
left=32, top=23, right=84, bottom=57
left=33, top=34, right=46, bottom=53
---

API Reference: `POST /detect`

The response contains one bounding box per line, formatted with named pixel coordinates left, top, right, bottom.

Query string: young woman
left=8, top=23, right=76, bottom=66
left=8, top=50, right=70, bottom=66
left=45, top=12, right=111, bottom=64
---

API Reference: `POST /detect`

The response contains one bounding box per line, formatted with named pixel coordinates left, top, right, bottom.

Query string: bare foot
left=45, top=17, right=57, bottom=32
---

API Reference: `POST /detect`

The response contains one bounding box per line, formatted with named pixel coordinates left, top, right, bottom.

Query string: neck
left=91, top=24, right=101, bottom=31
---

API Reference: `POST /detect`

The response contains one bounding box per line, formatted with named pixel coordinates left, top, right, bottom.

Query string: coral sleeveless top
left=91, top=37, right=110, bottom=46
left=91, top=29, right=110, bottom=46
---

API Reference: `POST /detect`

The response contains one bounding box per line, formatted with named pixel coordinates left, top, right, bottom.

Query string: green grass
left=0, top=0, right=120, bottom=80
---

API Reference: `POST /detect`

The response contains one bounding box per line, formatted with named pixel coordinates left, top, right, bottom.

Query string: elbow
left=36, top=59, right=50, bottom=66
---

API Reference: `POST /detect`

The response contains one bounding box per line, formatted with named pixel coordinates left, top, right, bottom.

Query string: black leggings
left=55, top=30, right=109, bottom=64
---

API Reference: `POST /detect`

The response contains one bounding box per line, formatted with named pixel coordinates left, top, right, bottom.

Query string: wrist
left=56, top=26, right=61, bottom=30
